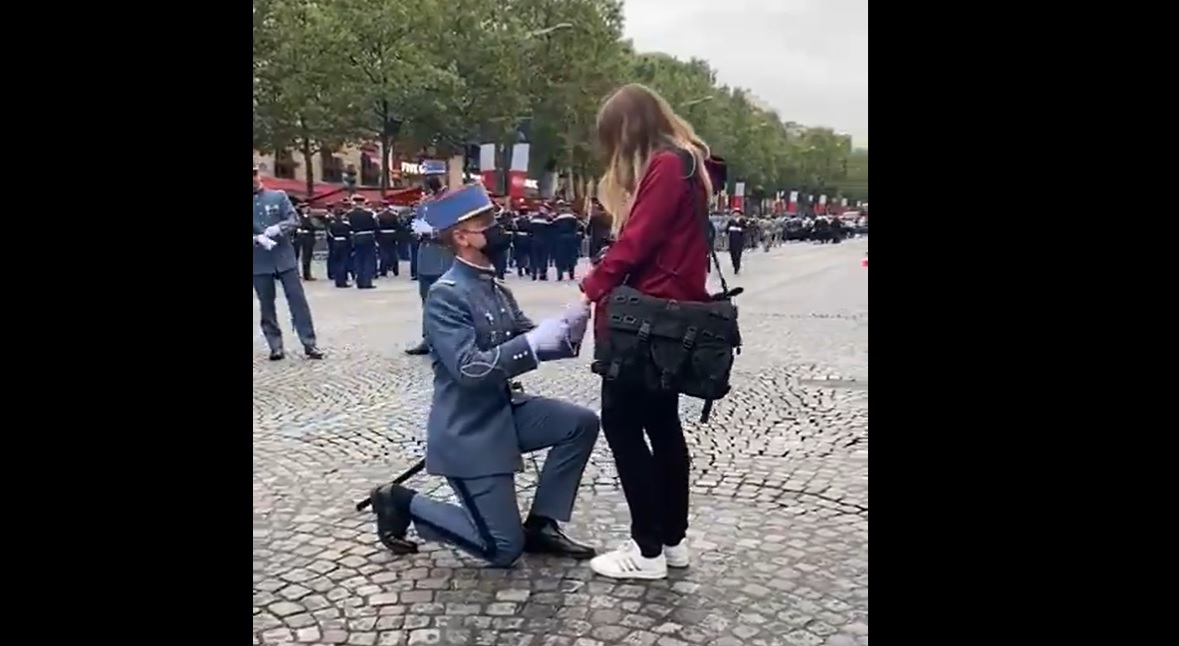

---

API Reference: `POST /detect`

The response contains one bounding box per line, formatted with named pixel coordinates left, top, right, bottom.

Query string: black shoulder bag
left=591, top=149, right=743, bottom=423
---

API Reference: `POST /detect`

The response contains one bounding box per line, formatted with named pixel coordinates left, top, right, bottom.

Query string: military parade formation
left=284, top=188, right=867, bottom=291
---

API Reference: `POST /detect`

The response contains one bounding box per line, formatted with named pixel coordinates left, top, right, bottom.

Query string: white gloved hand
left=255, top=234, right=276, bottom=250
left=411, top=218, right=433, bottom=235
left=563, top=302, right=590, bottom=349
left=524, top=316, right=571, bottom=356
left=264, top=224, right=282, bottom=238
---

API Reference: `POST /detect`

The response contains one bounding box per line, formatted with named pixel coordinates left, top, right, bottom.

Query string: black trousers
left=600, top=379, right=690, bottom=557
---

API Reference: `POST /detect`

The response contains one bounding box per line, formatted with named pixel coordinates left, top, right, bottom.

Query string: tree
left=252, top=0, right=861, bottom=204
left=508, top=0, right=628, bottom=198
left=254, top=0, right=360, bottom=196
left=323, top=0, right=455, bottom=192
left=405, top=0, right=532, bottom=162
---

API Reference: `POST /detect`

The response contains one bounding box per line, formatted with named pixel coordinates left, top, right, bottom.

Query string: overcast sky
left=622, top=0, right=868, bottom=147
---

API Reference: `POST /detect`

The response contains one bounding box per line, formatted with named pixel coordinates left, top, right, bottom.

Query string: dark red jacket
left=581, top=150, right=711, bottom=337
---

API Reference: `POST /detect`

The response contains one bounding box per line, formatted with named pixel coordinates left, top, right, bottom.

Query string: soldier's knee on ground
left=485, top=528, right=526, bottom=567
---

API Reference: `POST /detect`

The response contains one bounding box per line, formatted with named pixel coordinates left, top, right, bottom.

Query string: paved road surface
left=254, top=240, right=869, bottom=646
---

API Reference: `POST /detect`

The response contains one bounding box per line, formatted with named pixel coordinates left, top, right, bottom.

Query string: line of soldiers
left=291, top=195, right=600, bottom=287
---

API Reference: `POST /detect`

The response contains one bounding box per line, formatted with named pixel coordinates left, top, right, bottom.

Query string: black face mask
left=478, top=224, right=511, bottom=256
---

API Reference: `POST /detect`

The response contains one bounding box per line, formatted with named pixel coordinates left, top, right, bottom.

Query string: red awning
left=258, top=177, right=339, bottom=200
left=305, top=186, right=424, bottom=207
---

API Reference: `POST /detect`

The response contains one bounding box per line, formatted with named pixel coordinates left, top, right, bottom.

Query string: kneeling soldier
left=366, top=183, right=599, bottom=566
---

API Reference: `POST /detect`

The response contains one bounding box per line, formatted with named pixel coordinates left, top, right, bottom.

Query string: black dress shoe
left=523, top=518, right=596, bottom=560
left=268, top=350, right=285, bottom=361
left=304, top=347, right=325, bottom=360
left=371, top=484, right=418, bottom=554
left=404, top=341, right=429, bottom=356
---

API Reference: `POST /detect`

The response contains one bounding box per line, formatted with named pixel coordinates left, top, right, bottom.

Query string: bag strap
left=675, top=149, right=731, bottom=298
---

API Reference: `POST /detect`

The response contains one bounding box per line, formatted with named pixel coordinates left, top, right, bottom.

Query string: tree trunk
left=299, top=119, right=315, bottom=199
left=379, top=100, right=391, bottom=194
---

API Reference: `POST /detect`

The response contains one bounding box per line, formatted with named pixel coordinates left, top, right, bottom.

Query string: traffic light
left=343, top=165, right=357, bottom=191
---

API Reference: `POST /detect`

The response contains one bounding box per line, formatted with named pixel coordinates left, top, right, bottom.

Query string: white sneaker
left=589, top=540, right=668, bottom=580
left=664, top=540, right=690, bottom=568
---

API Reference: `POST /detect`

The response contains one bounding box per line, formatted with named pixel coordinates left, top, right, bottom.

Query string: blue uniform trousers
left=530, top=242, right=549, bottom=279
left=378, top=237, right=399, bottom=277
left=328, top=240, right=351, bottom=287
left=513, top=243, right=530, bottom=276
left=409, top=242, right=420, bottom=279
left=252, top=268, right=317, bottom=351
left=352, top=234, right=377, bottom=288
left=491, top=250, right=508, bottom=279
left=408, top=397, right=600, bottom=566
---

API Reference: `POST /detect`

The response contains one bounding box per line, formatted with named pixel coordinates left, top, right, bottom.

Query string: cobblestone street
left=253, top=240, right=869, bottom=646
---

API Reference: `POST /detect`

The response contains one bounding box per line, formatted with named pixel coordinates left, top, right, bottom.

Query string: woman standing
left=579, top=84, right=715, bottom=580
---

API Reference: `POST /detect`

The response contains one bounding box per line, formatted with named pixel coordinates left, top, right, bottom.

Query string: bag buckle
left=682, top=326, right=697, bottom=349
left=638, top=321, right=651, bottom=342
left=607, top=360, right=621, bottom=379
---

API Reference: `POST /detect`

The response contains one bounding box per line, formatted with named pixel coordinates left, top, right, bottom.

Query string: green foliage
left=252, top=0, right=862, bottom=198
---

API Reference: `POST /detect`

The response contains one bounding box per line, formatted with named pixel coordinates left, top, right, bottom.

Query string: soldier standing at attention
left=252, top=165, right=324, bottom=360
left=346, top=195, right=378, bottom=289
left=528, top=208, right=551, bottom=280
left=551, top=201, right=581, bottom=281
left=376, top=200, right=400, bottom=278
left=724, top=208, right=748, bottom=274
left=295, top=203, right=318, bottom=281
left=326, top=207, right=352, bottom=288
left=363, top=182, right=599, bottom=566
left=405, top=175, right=453, bottom=355
left=512, top=210, right=532, bottom=277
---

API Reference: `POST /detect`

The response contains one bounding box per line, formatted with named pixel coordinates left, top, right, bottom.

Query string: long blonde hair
left=596, top=84, right=713, bottom=234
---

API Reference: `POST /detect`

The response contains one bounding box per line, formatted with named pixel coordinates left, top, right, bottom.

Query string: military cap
left=351, top=194, right=368, bottom=203
left=422, top=183, right=494, bottom=231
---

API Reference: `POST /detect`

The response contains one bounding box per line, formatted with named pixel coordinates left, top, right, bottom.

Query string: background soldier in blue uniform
left=512, top=211, right=532, bottom=277
left=346, top=195, right=378, bottom=289
left=326, top=207, right=352, bottom=288
left=364, top=183, right=598, bottom=566
left=295, top=203, right=319, bottom=281
left=252, top=166, right=324, bottom=360
left=724, top=209, right=748, bottom=274
left=376, top=200, right=401, bottom=278
left=491, top=207, right=511, bottom=279
left=527, top=209, right=551, bottom=280
left=551, top=202, right=581, bottom=281
left=405, top=176, right=453, bottom=355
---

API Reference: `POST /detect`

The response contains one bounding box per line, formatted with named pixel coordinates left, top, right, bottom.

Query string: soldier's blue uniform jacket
left=253, top=188, right=299, bottom=275
left=415, top=233, right=455, bottom=278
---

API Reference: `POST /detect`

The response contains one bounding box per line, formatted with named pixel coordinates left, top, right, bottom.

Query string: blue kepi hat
left=422, top=183, right=495, bottom=231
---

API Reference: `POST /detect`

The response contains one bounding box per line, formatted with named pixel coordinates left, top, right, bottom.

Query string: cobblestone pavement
left=254, top=241, right=869, bottom=646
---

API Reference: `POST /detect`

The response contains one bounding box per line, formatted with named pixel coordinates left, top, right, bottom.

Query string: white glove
left=411, top=218, right=433, bottom=235
left=525, top=316, right=571, bottom=356
left=562, top=302, right=590, bottom=349
left=264, top=224, right=282, bottom=238
left=254, top=235, right=276, bottom=251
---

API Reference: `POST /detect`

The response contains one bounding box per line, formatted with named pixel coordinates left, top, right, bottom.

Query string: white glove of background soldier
left=525, top=316, right=571, bottom=356
left=254, top=234, right=276, bottom=251
left=264, top=224, right=282, bottom=238
left=411, top=218, right=433, bottom=235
